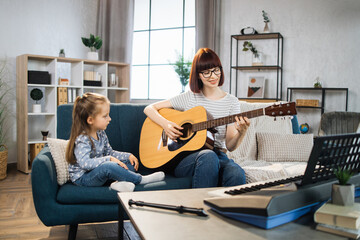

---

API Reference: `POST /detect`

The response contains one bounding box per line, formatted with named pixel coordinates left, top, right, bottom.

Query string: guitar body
left=139, top=102, right=297, bottom=169
left=140, top=106, right=211, bottom=169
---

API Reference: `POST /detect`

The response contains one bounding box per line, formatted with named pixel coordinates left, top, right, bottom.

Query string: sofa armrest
left=31, top=146, right=61, bottom=226
left=291, top=115, right=300, bottom=134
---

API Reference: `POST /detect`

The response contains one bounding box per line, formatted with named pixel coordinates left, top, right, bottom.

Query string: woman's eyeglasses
left=200, top=67, right=222, bottom=78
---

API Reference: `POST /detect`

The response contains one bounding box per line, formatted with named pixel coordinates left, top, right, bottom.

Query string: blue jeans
left=74, top=160, right=142, bottom=186
left=173, top=149, right=246, bottom=188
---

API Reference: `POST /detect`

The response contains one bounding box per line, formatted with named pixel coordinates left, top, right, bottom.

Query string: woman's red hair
left=189, top=48, right=224, bottom=93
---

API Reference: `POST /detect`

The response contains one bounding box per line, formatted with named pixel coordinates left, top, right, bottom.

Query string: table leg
left=118, top=203, right=124, bottom=240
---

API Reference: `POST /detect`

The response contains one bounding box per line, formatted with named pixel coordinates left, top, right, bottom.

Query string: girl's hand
left=129, top=154, right=139, bottom=171
left=110, top=156, right=128, bottom=170
left=234, top=116, right=250, bottom=134
left=163, top=121, right=183, bottom=142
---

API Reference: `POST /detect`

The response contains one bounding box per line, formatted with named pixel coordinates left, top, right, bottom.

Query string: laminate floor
left=0, top=164, right=140, bottom=240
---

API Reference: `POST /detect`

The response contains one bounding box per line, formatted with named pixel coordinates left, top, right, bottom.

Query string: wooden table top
left=118, top=188, right=345, bottom=240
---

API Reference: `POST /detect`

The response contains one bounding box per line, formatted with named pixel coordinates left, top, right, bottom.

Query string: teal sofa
left=31, top=103, right=300, bottom=240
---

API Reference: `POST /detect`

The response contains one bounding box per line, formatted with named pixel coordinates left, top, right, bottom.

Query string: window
left=132, top=0, right=195, bottom=100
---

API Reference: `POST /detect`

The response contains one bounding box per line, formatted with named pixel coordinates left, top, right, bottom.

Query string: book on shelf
left=314, top=202, right=360, bottom=229
left=57, top=87, right=68, bottom=105
left=72, top=88, right=76, bottom=102
left=316, top=223, right=360, bottom=239
left=68, top=88, right=72, bottom=103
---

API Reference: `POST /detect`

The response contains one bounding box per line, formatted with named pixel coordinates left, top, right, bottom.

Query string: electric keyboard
left=204, top=133, right=360, bottom=229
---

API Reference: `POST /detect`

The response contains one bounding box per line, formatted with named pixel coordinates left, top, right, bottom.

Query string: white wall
left=219, top=0, right=360, bottom=134
left=2, top=0, right=360, bottom=164
left=0, top=0, right=98, bottom=163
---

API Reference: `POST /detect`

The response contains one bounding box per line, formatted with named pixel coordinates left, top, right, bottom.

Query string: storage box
left=28, top=71, right=51, bottom=84
left=296, top=99, right=319, bottom=107
left=84, top=80, right=102, bottom=87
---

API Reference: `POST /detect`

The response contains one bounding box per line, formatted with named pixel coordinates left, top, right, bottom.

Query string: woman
left=144, top=48, right=250, bottom=188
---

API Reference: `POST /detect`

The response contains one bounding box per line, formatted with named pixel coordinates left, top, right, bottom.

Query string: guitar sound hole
left=179, top=123, right=193, bottom=140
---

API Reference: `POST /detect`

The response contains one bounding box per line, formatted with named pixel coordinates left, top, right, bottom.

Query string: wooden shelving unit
left=16, top=54, right=130, bottom=173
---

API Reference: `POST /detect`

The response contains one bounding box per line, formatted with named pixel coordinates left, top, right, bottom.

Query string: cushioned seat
left=318, top=111, right=360, bottom=136
left=57, top=174, right=192, bottom=204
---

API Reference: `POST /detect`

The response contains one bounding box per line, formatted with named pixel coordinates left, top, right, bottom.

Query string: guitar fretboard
left=192, top=108, right=264, bottom=132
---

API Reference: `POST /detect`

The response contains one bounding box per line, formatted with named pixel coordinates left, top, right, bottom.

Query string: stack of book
left=314, top=202, right=360, bottom=239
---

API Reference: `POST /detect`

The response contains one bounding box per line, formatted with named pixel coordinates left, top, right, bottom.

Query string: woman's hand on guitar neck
left=234, top=116, right=250, bottom=134
left=163, top=121, right=183, bottom=142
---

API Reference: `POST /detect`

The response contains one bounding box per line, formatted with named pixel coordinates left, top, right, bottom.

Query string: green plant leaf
left=81, top=37, right=91, bottom=48
left=94, top=39, right=103, bottom=50
left=334, top=167, right=353, bottom=185
left=90, top=34, right=95, bottom=43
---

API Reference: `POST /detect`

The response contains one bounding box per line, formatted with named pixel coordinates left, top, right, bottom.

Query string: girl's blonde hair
left=66, top=92, right=110, bottom=164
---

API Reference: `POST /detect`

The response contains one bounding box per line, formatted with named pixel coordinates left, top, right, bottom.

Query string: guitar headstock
left=264, top=102, right=297, bottom=117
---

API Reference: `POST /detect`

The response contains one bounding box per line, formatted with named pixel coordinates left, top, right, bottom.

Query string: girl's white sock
left=110, top=181, right=135, bottom=192
left=140, top=171, right=165, bottom=184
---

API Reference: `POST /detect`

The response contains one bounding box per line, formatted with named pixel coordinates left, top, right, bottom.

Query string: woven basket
left=0, top=145, right=8, bottom=180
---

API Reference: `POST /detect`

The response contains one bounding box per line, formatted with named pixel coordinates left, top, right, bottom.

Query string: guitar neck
left=192, top=108, right=264, bottom=132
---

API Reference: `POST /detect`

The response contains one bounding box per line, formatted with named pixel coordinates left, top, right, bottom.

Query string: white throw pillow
left=256, top=132, right=313, bottom=162
left=228, top=101, right=293, bottom=163
left=47, top=138, right=70, bottom=185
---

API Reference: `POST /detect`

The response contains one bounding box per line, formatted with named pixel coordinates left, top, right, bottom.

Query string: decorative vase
left=87, top=52, right=99, bottom=61
left=252, top=52, right=263, bottom=66
left=331, top=183, right=355, bottom=206
left=32, top=104, right=41, bottom=113
left=41, top=130, right=49, bottom=141
left=263, top=22, right=270, bottom=33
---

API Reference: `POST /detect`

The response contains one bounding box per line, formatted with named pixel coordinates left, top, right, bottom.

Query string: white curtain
left=96, top=0, right=134, bottom=63
left=195, top=0, right=221, bottom=53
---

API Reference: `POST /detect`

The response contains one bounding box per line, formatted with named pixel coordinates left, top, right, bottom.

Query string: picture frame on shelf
left=247, top=76, right=265, bottom=98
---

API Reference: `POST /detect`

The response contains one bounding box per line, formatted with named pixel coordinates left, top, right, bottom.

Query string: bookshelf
left=16, top=54, right=130, bottom=173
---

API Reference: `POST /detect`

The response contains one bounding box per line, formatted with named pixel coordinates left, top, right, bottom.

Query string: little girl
left=66, top=92, right=165, bottom=192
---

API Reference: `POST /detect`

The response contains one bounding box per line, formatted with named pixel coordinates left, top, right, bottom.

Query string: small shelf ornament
left=262, top=10, right=270, bottom=33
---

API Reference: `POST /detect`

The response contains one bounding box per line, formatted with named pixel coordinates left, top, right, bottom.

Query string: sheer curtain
left=195, top=0, right=221, bottom=53
left=96, top=0, right=134, bottom=63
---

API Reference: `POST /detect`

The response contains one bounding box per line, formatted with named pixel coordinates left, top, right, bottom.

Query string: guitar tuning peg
left=289, top=116, right=294, bottom=120
left=274, top=117, right=277, bottom=121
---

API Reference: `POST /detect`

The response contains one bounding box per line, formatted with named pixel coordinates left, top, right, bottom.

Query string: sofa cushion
left=57, top=175, right=192, bottom=204
left=47, top=138, right=70, bottom=185
left=239, top=160, right=307, bottom=183
left=228, top=101, right=294, bottom=162
left=257, top=132, right=313, bottom=162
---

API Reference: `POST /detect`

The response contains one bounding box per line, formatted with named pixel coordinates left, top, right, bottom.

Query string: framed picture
left=247, top=76, right=265, bottom=98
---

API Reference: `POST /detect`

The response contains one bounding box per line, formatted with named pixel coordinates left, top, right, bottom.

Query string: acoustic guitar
left=139, top=102, right=297, bottom=169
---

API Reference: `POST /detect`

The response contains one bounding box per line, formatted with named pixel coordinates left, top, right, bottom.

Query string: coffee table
left=117, top=188, right=345, bottom=240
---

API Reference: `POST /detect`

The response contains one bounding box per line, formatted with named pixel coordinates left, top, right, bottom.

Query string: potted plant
left=81, top=34, right=103, bottom=60
left=243, top=41, right=262, bottom=66
left=332, top=167, right=354, bottom=206
left=262, top=10, right=270, bottom=33
left=172, top=54, right=192, bottom=93
left=30, top=88, right=43, bottom=113
left=314, top=77, right=322, bottom=88
left=59, top=49, right=65, bottom=58
left=0, top=60, right=11, bottom=180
